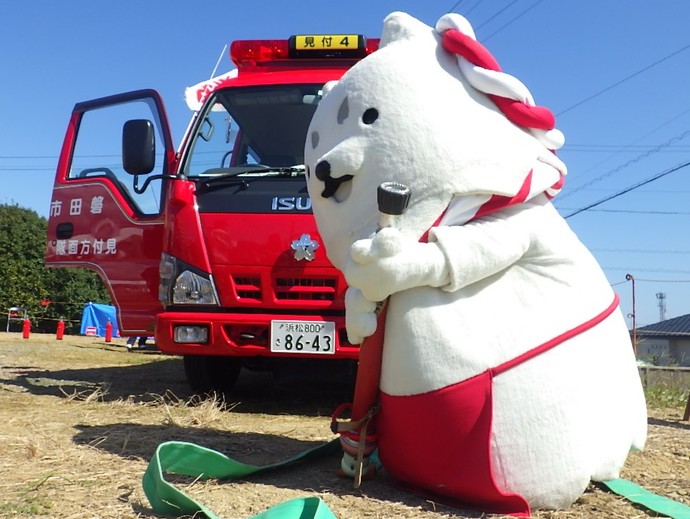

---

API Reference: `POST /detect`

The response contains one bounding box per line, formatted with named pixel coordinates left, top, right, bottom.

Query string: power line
left=565, top=144, right=690, bottom=149
left=483, top=0, right=545, bottom=41
left=603, top=266, right=690, bottom=275
left=6, top=143, right=688, bottom=164
left=463, top=0, right=484, bottom=17
left=564, top=144, right=690, bottom=153
left=446, top=0, right=465, bottom=13
left=565, top=188, right=690, bottom=194
left=446, top=0, right=487, bottom=18
left=0, top=167, right=56, bottom=171
left=558, top=127, right=690, bottom=200
left=557, top=42, right=690, bottom=117
left=631, top=278, right=690, bottom=284
left=592, top=248, right=690, bottom=254
left=562, top=106, right=690, bottom=194
left=0, top=155, right=64, bottom=160
left=476, top=0, right=519, bottom=30
left=556, top=208, right=690, bottom=215
left=564, top=159, right=690, bottom=218
left=0, top=153, right=119, bottom=160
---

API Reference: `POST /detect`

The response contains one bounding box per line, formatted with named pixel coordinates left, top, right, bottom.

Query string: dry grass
left=0, top=332, right=688, bottom=518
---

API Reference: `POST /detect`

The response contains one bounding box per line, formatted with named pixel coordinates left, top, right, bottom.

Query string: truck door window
left=69, top=99, right=166, bottom=215
left=183, top=85, right=323, bottom=178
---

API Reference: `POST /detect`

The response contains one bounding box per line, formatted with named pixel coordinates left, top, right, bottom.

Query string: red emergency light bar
left=231, top=39, right=289, bottom=66
left=230, top=35, right=380, bottom=68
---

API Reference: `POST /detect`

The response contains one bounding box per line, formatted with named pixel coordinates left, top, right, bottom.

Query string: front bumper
left=154, top=310, right=359, bottom=359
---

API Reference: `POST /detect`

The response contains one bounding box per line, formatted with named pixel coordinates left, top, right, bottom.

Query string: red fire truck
left=45, top=35, right=379, bottom=393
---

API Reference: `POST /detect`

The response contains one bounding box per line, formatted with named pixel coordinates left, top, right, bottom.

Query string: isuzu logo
left=271, top=196, right=312, bottom=211
left=291, top=234, right=319, bottom=261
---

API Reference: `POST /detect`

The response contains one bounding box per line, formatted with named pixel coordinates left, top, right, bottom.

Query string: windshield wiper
left=200, top=165, right=305, bottom=186
left=196, top=165, right=306, bottom=192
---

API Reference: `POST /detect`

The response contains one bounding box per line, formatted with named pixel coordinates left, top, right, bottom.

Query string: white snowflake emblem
left=291, top=234, right=319, bottom=261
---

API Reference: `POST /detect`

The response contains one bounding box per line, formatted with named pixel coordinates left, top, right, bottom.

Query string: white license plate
left=270, top=320, right=336, bottom=355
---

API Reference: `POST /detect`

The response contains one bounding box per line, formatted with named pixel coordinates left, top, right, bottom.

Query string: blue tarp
left=80, top=302, right=119, bottom=337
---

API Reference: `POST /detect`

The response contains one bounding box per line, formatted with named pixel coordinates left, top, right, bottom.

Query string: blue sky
left=1, top=1, right=689, bottom=327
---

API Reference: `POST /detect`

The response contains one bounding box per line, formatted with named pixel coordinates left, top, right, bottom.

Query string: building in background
left=635, top=314, right=690, bottom=367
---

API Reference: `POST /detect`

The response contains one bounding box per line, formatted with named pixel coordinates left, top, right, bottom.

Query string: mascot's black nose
left=315, top=160, right=331, bottom=181
left=314, top=160, right=353, bottom=199
left=315, top=160, right=353, bottom=198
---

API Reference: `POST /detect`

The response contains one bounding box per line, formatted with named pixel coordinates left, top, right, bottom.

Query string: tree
left=42, top=267, right=113, bottom=333
left=0, top=203, right=110, bottom=333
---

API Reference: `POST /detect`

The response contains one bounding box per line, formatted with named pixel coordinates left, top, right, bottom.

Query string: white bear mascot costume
left=305, top=12, right=647, bottom=516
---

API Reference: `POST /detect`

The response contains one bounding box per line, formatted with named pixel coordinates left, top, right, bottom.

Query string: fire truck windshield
left=183, top=84, right=323, bottom=179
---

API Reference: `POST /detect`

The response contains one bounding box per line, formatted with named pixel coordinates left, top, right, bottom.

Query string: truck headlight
left=159, top=252, right=219, bottom=306
left=173, top=270, right=217, bottom=304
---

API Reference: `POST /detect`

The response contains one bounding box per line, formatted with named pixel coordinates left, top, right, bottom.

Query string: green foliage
left=0, top=496, right=54, bottom=515
left=644, top=382, right=689, bottom=409
left=0, top=203, right=110, bottom=333
left=0, top=204, right=48, bottom=308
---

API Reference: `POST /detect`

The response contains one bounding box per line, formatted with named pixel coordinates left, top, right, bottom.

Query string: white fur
left=344, top=287, right=377, bottom=345
left=305, top=11, right=647, bottom=510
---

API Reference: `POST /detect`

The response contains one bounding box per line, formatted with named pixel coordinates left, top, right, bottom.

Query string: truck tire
left=183, top=355, right=242, bottom=395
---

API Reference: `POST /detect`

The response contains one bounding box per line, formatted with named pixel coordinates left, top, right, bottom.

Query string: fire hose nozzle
left=377, top=182, right=411, bottom=229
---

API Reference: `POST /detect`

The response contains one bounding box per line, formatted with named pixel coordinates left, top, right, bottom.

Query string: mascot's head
left=305, top=12, right=566, bottom=270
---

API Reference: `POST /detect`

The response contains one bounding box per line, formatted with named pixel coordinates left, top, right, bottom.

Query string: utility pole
left=626, top=273, right=637, bottom=358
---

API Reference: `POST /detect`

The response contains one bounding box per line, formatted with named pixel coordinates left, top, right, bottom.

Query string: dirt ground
left=0, top=332, right=688, bottom=519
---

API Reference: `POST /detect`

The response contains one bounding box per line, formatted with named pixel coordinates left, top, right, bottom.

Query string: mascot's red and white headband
left=428, top=14, right=566, bottom=230
left=436, top=14, right=565, bottom=152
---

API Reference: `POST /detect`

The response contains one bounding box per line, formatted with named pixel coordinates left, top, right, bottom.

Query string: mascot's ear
left=321, top=80, right=338, bottom=98
left=380, top=11, right=434, bottom=48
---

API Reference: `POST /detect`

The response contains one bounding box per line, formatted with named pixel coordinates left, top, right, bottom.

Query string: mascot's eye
left=306, top=165, right=310, bottom=178
left=337, top=97, right=349, bottom=124
left=311, top=131, right=319, bottom=150
left=362, top=108, right=379, bottom=125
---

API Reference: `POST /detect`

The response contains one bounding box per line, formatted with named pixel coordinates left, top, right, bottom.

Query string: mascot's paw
left=346, top=227, right=449, bottom=301
left=345, top=287, right=377, bottom=344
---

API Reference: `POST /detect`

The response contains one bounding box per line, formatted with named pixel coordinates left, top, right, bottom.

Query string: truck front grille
left=232, top=276, right=261, bottom=300
left=232, top=274, right=339, bottom=302
left=274, top=276, right=337, bottom=301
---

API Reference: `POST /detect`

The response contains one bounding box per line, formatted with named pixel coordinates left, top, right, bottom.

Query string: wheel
left=183, top=355, right=242, bottom=395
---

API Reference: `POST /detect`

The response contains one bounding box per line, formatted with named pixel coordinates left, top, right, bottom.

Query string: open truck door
left=45, top=90, right=175, bottom=335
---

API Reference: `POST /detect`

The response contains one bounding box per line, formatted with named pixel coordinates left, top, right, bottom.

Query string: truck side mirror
left=123, top=119, right=155, bottom=175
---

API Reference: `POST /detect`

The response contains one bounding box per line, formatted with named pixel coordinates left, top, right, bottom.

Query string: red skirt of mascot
left=308, top=11, right=647, bottom=517
left=377, top=294, right=622, bottom=516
